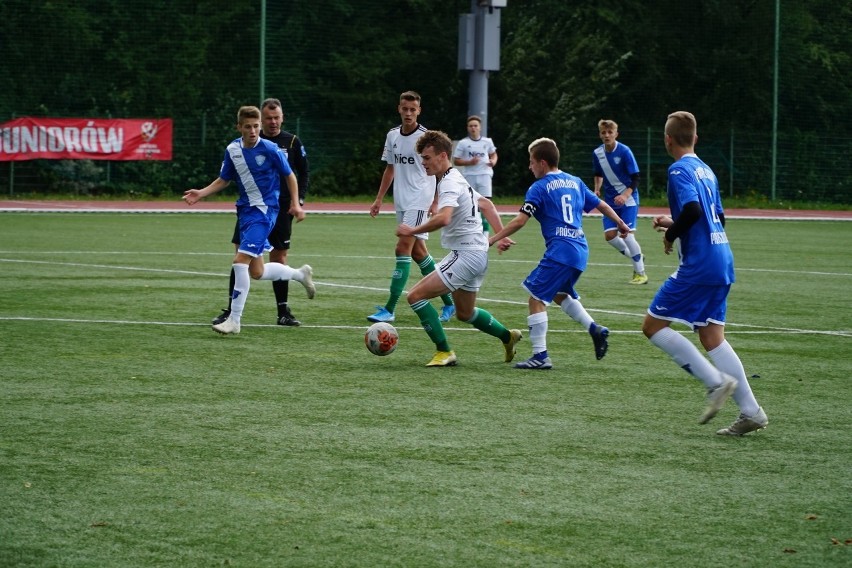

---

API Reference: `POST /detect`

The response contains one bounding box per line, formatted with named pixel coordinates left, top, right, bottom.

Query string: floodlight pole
left=459, top=1, right=506, bottom=137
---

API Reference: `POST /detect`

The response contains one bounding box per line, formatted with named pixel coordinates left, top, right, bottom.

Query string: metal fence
left=1, top=122, right=850, bottom=205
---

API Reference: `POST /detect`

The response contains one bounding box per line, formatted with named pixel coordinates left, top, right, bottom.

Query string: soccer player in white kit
left=368, top=91, right=455, bottom=324
left=643, top=111, right=768, bottom=435
left=396, top=130, right=522, bottom=367
left=453, top=115, right=498, bottom=233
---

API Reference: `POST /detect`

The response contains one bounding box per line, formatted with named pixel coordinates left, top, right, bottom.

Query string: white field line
left=1, top=257, right=850, bottom=337
left=1, top=254, right=850, bottom=278
left=1, top=316, right=850, bottom=337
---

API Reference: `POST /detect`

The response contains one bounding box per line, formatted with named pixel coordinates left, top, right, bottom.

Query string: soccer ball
left=365, top=322, right=399, bottom=356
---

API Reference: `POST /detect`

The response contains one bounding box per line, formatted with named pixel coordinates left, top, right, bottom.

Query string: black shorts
left=231, top=206, right=293, bottom=250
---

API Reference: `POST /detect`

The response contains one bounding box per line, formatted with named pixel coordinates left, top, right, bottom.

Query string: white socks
left=607, top=235, right=629, bottom=256
left=259, top=262, right=303, bottom=282
left=649, top=327, right=724, bottom=389
left=230, top=263, right=251, bottom=323
left=527, top=311, right=548, bottom=355
left=708, top=340, right=761, bottom=416
left=560, top=295, right=594, bottom=330
left=230, top=262, right=304, bottom=324
left=624, top=233, right=645, bottom=273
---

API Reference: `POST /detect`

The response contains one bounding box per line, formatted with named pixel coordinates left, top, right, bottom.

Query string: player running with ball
left=396, top=130, right=522, bottom=367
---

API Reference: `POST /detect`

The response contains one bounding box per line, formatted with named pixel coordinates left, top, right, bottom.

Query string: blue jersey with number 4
left=522, top=170, right=601, bottom=271
left=667, top=154, right=734, bottom=285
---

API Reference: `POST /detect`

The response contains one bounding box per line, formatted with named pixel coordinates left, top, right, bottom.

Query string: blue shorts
left=602, top=205, right=637, bottom=232
left=522, top=257, right=583, bottom=304
left=236, top=205, right=278, bottom=258
left=647, top=277, right=730, bottom=329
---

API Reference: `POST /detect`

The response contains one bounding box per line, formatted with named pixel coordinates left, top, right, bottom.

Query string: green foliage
left=1, top=212, right=851, bottom=566
left=0, top=1, right=849, bottom=202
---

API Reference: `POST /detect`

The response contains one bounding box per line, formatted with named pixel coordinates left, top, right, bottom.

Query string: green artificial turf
left=1, top=212, right=850, bottom=567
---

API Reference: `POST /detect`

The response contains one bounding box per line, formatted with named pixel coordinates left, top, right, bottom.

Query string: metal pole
left=770, top=0, right=779, bottom=201
left=468, top=1, right=488, bottom=135
left=469, top=70, right=489, bottom=135
left=259, top=0, right=267, bottom=103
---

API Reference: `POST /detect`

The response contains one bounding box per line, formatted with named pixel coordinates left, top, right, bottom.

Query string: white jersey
left=437, top=168, right=489, bottom=251
left=453, top=136, right=497, bottom=177
left=381, top=124, right=435, bottom=212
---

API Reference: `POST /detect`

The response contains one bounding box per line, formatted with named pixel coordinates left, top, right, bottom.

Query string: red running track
left=0, top=199, right=850, bottom=221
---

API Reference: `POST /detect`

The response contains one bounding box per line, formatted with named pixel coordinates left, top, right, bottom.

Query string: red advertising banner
left=0, top=117, right=173, bottom=161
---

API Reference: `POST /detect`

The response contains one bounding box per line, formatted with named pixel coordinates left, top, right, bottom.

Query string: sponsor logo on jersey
left=394, top=153, right=416, bottom=165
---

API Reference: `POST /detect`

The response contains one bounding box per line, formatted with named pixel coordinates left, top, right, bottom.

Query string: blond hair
left=598, top=119, right=618, bottom=131
left=665, top=111, right=697, bottom=148
left=528, top=137, right=560, bottom=167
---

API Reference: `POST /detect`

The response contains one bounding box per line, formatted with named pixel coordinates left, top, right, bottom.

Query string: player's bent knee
left=456, top=308, right=474, bottom=321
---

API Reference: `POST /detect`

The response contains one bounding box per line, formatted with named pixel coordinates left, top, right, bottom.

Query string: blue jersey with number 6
left=521, top=170, right=601, bottom=271
left=667, top=154, right=734, bottom=285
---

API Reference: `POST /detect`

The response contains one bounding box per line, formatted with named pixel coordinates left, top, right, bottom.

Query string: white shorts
left=436, top=249, right=488, bottom=292
left=396, top=209, right=430, bottom=240
left=463, top=173, right=493, bottom=198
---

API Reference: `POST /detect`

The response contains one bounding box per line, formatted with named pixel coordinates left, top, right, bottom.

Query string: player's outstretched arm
left=595, top=201, right=630, bottom=238
left=183, top=178, right=229, bottom=205
left=488, top=211, right=528, bottom=253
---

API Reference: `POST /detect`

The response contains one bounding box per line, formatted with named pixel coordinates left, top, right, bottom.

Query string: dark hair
left=261, top=98, right=284, bottom=118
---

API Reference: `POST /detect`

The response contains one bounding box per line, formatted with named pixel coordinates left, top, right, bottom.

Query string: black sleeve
left=665, top=201, right=702, bottom=242
left=718, top=212, right=726, bottom=228
left=629, top=173, right=640, bottom=190
left=289, top=136, right=309, bottom=202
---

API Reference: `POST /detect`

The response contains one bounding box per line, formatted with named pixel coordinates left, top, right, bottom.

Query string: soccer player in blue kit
left=643, top=111, right=768, bottom=435
left=183, top=105, right=315, bottom=335
left=593, top=119, right=648, bottom=284
left=488, top=137, right=630, bottom=369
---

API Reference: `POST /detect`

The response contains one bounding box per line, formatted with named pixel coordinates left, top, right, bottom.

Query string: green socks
left=411, top=299, right=450, bottom=352
left=467, top=307, right=510, bottom=342
left=386, top=256, right=412, bottom=312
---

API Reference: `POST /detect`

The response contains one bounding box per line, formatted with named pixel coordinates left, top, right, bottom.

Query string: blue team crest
left=255, top=155, right=266, bottom=166
left=614, top=157, right=622, bottom=164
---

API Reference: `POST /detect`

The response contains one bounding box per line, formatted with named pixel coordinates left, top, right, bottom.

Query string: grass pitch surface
left=1, top=212, right=850, bottom=567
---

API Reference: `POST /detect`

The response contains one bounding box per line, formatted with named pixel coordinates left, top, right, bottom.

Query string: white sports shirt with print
left=453, top=136, right=497, bottom=177
left=437, top=168, right=489, bottom=251
left=381, top=124, right=435, bottom=212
